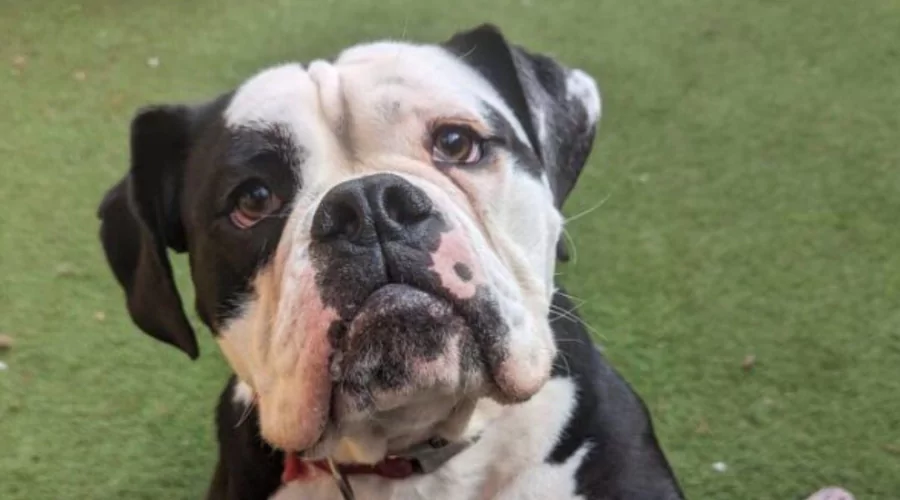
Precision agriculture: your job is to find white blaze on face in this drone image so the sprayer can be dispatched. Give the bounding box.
[213,41,577,452]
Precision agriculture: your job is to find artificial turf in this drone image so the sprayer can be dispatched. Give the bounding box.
[1,0,898,498]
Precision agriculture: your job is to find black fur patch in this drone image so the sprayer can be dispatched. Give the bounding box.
[207,377,283,499]
[547,290,684,498]
[183,120,303,328]
[453,262,473,282]
[443,24,598,209]
[97,93,237,357]
[483,104,544,178]
[443,25,543,160]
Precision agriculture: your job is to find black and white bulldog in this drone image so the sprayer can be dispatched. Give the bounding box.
[97,24,684,500]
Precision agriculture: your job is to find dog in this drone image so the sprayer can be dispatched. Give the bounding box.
[97,24,684,500]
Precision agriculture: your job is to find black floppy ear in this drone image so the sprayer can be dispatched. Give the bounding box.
[442,24,602,261]
[97,105,198,359]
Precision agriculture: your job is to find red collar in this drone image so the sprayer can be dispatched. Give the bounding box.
[281,436,479,494]
[282,454,421,484]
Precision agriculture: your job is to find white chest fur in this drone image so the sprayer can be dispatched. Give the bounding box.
[269,378,587,500]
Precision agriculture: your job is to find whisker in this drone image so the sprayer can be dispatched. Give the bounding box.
[561,227,578,266]
[234,394,258,429]
[550,311,589,330]
[553,337,591,346]
[564,193,611,224]
[553,290,587,308]
[549,303,581,319]
[400,15,410,41]
[549,304,603,339]
[549,307,585,326]
[456,44,479,62]
[258,236,271,258]
[552,352,571,375]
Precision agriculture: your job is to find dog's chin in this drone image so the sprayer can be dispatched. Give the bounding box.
[259,281,554,459]
[291,284,485,460]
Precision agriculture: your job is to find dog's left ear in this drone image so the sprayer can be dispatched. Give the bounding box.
[442,24,601,261]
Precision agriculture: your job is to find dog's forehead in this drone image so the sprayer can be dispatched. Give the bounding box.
[223,42,531,147]
[336,43,504,113]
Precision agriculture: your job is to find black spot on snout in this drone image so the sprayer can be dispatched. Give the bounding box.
[453,262,473,282]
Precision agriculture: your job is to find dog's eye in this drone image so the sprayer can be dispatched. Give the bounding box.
[230,181,282,229]
[431,125,484,165]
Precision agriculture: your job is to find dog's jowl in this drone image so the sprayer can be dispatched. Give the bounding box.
[98,24,683,500]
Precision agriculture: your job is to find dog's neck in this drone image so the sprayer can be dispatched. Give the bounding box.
[232,378,502,465]
[285,436,480,500]
[323,395,501,464]
[263,378,583,500]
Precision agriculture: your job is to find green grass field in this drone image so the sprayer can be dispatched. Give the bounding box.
[2,0,899,498]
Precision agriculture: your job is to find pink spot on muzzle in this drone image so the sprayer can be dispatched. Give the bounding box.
[430,228,484,300]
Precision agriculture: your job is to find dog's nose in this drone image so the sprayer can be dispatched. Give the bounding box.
[311,173,436,245]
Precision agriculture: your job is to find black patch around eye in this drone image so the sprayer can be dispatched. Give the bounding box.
[453,262,473,282]
[483,104,543,178]
[228,124,302,169]
[442,27,542,160]
[257,124,304,171]
[203,208,293,328]
[183,120,304,331]
[225,125,304,200]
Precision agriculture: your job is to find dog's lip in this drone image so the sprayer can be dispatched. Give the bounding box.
[340,283,448,335]
[274,286,451,456]
[357,283,423,306]
[327,283,470,417]
[332,283,451,367]
[354,283,434,309]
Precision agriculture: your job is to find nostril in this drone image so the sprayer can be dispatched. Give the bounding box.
[311,187,370,243]
[331,202,364,240]
[382,183,433,227]
[310,208,335,240]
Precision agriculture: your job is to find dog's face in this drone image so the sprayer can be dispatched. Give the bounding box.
[99,25,599,459]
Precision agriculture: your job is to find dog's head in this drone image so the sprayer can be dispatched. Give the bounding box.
[98,25,600,459]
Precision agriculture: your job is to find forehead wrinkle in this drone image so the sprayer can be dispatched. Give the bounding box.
[336,87,357,162]
[308,59,354,163]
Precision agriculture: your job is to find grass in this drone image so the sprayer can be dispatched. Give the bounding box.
[1,0,899,498]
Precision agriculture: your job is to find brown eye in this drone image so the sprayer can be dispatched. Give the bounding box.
[431,125,484,165]
[230,181,282,229]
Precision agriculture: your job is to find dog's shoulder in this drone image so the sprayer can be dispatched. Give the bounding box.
[546,288,684,499]
[208,377,284,500]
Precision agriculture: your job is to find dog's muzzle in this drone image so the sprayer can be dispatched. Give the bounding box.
[302,173,501,449]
